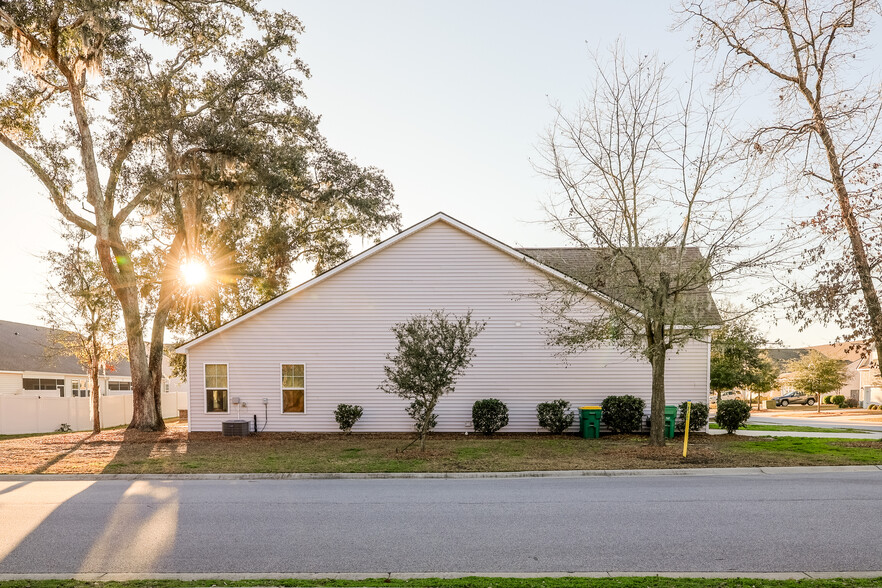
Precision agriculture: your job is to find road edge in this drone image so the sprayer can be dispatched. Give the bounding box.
[2,464,881,481]
[1,571,882,581]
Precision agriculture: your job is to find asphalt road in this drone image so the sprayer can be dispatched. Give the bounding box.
[2,472,882,575]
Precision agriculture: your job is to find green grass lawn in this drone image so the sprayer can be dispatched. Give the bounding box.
[723,436,882,464]
[2,577,882,588]
[709,423,872,434]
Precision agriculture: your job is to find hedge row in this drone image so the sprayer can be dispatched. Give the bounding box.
[333,397,712,435]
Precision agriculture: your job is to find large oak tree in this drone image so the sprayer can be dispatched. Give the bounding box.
[0,1,399,429]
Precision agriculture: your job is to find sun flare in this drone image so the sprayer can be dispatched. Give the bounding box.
[180,260,208,286]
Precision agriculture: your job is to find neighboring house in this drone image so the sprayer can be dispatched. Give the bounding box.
[857,346,882,407]
[0,319,183,397]
[177,213,719,433]
[766,343,864,403]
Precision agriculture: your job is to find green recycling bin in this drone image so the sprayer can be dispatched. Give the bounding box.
[664,405,678,439]
[580,406,602,439]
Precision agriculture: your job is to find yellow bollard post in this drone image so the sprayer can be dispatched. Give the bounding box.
[682,401,692,458]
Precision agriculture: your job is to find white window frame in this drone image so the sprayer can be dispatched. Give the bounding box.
[279,362,306,415]
[204,362,230,414]
[71,379,89,398]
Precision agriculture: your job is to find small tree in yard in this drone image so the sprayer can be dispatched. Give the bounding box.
[711,318,780,408]
[42,230,123,434]
[787,351,847,413]
[379,311,486,450]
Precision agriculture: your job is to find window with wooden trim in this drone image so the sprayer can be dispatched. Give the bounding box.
[205,364,228,413]
[281,364,305,413]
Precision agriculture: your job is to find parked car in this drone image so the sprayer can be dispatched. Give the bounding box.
[773,391,816,407]
[711,391,741,404]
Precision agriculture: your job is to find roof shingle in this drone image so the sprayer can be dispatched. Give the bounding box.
[516,247,722,326]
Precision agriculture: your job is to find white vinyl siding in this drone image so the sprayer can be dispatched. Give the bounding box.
[187,219,711,432]
[0,373,21,395]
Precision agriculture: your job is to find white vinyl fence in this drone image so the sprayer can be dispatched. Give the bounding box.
[0,392,188,435]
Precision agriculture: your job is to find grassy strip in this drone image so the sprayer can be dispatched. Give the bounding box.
[725,437,882,464]
[2,578,882,588]
[709,423,872,434]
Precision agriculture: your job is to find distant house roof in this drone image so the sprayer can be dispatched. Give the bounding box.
[0,320,131,376]
[766,341,867,372]
[517,247,722,326]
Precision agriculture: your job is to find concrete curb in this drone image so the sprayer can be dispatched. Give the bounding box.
[2,464,881,481]
[1,571,882,581]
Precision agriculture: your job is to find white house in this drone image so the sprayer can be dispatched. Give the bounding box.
[857,345,882,407]
[177,213,718,433]
[0,320,141,397]
[0,319,189,435]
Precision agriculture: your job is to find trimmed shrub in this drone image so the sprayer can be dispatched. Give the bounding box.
[676,401,709,432]
[334,404,363,433]
[831,395,846,406]
[536,399,575,434]
[869,404,879,410]
[823,395,833,404]
[715,399,751,434]
[472,398,509,435]
[600,395,645,434]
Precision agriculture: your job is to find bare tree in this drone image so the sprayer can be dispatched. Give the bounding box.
[680,0,882,379]
[535,47,784,446]
[42,230,123,434]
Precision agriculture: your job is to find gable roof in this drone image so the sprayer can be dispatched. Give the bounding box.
[518,247,722,326]
[176,212,720,352]
[0,319,132,376]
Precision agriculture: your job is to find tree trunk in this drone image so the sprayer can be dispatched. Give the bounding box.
[647,274,669,447]
[810,108,882,383]
[90,359,101,434]
[146,230,187,428]
[94,234,161,431]
[648,345,667,447]
[418,398,439,451]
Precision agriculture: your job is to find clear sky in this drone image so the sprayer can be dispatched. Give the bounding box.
[0,0,865,346]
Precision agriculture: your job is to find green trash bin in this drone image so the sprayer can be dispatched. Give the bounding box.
[580,406,602,439]
[664,405,678,439]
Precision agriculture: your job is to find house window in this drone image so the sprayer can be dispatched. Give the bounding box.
[23,378,65,395]
[281,364,305,413]
[71,379,90,397]
[205,364,228,413]
[108,380,132,392]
